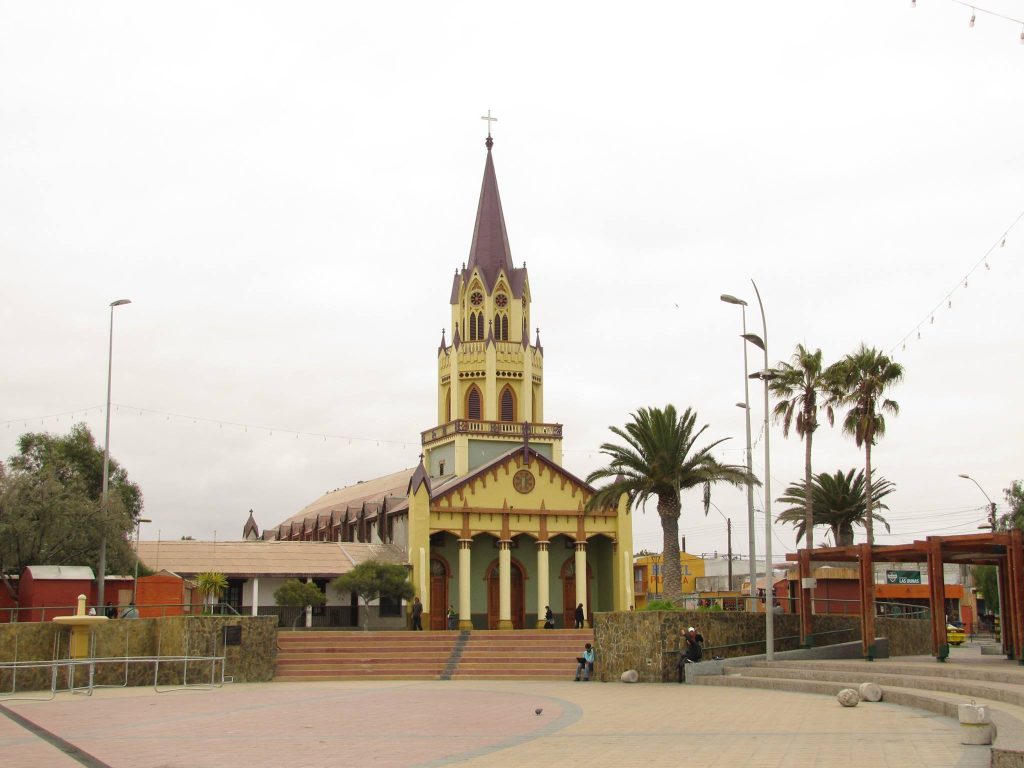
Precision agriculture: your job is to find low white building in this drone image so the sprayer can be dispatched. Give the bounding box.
[135,539,408,629]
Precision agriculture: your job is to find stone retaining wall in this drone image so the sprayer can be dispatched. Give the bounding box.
[0,616,277,693]
[593,611,931,682]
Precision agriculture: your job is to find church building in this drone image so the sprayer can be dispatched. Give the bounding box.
[256,132,635,629]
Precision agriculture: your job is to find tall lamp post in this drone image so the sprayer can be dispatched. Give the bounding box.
[132,517,152,604]
[97,298,132,609]
[959,473,1001,641]
[741,280,776,660]
[720,294,757,612]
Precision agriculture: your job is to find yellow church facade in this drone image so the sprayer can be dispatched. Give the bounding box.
[263,133,634,630]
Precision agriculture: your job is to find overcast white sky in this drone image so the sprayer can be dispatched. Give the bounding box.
[2,1,1021,562]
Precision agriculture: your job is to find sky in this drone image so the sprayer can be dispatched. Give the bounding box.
[2,1,1022,563]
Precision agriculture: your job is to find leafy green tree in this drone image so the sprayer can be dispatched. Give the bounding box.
[333,561,414,630]
[776,468,894,546]
[972,565,999,616]
[0,424,142,600]
[274,579,328,629]
[769,344,836,550]
[585,405,755,602]
[829,345,903,545]
[195,572,228,611]
[997,480,1024,532]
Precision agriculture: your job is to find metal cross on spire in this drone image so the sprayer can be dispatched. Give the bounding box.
[481,109,497,149]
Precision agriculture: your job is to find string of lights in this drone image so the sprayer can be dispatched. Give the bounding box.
[913,0,1024,43]
[891,205,1023,354]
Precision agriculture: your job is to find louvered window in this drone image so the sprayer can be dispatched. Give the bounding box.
[500,387,515,422]
[467,387,482,420]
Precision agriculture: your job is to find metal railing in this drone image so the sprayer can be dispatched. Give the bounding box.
[0,617,229,702]
[0,601,241,624]
[641,594,931,620]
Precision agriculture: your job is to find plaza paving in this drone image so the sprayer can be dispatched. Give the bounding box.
[0,678,988,768]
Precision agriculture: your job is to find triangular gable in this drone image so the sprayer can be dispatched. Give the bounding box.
[429,445,601,511]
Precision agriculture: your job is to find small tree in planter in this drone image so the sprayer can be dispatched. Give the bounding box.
[332,561,414,631]
[195,572,228,614]
[274,579,327,629]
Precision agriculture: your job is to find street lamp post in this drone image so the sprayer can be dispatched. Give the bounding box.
[97,298,131,610]
[720,294,757,612]
[132,517,152,604]
[741,280,775,660]
[959,473,1001,641]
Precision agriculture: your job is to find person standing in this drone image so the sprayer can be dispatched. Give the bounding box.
[411,597,423,631]
[676,626,704,683]
[574,603,585,629]
[447,604,456,630]
[544,605,554,629]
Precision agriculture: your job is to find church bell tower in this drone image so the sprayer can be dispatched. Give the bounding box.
[422,134,563,478]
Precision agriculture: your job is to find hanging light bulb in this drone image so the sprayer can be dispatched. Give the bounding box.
[985,262,990,270]
[948,299,952,308]
[964,279,969,288]
[917,331,921,339]
[969,9,976,27]
[1001,238,1006,247]
[902,343,906,351]
[930,316,934,324]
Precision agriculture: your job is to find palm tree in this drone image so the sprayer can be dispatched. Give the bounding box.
[829,345,904,545]
[195,571,228,613]
[586,405,755,602]
[777,468,894,546]
[768,344,836,550]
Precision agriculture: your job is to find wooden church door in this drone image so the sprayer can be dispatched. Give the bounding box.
[561,556,592,627]
[429,556,448,630]
[486,560,525,629]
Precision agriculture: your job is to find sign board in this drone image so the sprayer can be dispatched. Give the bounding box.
[885,570,922,585]
[223,625,242,646]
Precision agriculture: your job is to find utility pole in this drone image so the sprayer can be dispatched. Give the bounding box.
[727,518,733,589]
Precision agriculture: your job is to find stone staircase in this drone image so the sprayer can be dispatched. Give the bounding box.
[693,647,1024,763]
[274,629,593,682]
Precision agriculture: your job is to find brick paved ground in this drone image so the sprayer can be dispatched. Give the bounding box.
[0,680,989,768]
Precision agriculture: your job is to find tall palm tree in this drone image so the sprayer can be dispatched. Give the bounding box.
[768,344,836,550]
[777,468,894,547]
[586,405,755,602]
[829,345,904,545]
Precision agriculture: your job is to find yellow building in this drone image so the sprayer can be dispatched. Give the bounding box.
[632,552,706,608]
[261,133,635,629]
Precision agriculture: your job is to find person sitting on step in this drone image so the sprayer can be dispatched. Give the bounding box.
[574,642,595,681]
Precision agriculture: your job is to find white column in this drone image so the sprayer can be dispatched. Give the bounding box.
[458,539,473,630]
[304,576,313,628]
[536,541,549,628]
[575,542,588,628]
[251,577,259,617]
[498,541,512,630]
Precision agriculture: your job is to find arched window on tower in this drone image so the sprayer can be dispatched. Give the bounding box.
[476,313,485,340]
[494,313,501,339]
[501,314,508,341]
[445,389,451,422]
[468,313,477,341]
[500,386,515,422]
[467,386,482,420]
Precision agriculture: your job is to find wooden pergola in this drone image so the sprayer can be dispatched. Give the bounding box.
[785,529,1024,662]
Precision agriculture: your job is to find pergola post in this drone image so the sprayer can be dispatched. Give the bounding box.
[857,543,876,660]
[926,537,947,662]
[798,548,813,648]
[999,555,1012,657]
[1009,529,1024,664]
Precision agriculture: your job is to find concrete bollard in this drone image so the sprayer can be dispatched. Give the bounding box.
[957,703,993,745]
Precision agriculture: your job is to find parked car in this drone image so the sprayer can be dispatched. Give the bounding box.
[946,624,966,646]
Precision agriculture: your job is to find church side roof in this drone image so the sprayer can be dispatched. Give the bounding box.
[273,467,415,530]
[136,540,406,579]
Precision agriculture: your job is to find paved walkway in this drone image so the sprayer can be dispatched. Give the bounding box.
[0,679,988,768]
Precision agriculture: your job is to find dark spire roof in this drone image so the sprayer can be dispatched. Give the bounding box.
[466,140,515,291]
[408,454,431,496]
[242,510,259,540]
